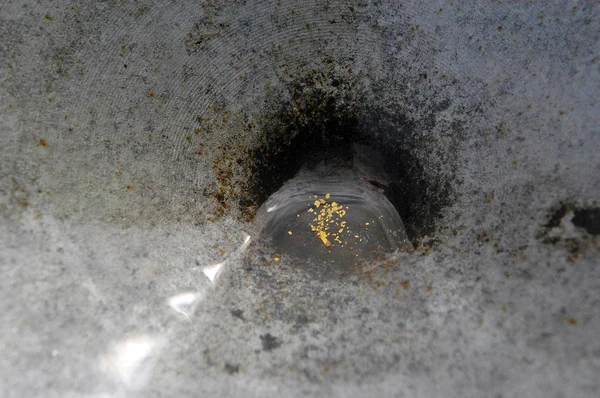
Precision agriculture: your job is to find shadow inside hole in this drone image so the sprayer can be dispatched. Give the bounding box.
[245,70,453,247]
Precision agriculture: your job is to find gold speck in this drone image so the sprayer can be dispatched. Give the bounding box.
[318,230,331,246]
[308,195,347,247]
[288,231,293,235]
[325,193,330,199]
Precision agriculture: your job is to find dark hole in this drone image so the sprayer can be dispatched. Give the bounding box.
[545,203,569,229]
[572,208,600,235]
[245,70,453,245]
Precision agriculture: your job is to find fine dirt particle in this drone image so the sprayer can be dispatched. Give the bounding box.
[231,309,245,320]
[260,333,282,351]
[224,363,240,374]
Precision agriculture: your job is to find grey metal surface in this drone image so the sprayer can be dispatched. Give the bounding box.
[1,1,599,397]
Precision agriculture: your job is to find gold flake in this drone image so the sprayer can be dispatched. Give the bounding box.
[306,195,349,248]
[318,230,331,246]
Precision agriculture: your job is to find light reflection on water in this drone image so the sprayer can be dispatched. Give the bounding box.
[202,233,251,283]
[167,291,203,318]
[99,335,165,391]
[97,233,252,393]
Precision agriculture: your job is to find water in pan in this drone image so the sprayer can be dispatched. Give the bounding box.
[255,164,410,266]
